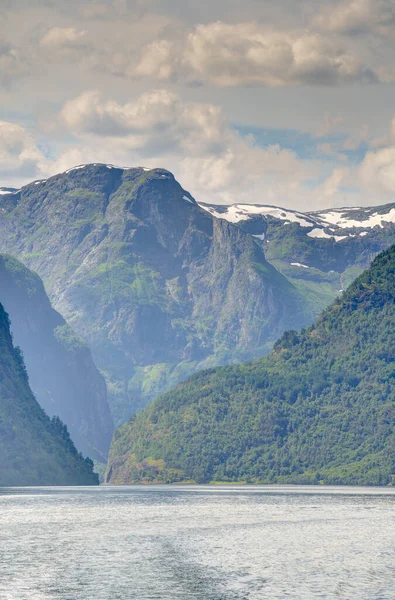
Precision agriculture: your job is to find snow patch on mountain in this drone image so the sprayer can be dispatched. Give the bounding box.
[199,203,314,227]
[291,262,309,268]
[65,165,87,174]
[313,208,395,229]
[307,229,348,242]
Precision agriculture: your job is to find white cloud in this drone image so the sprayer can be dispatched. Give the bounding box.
[135,21,382,87]
[2,4,394,91]
[359,147,395,195]
[314,0,395,37]
[355,111,395,197]
[0,122,47,183]
[60,88,234,158]
[40,27,88,50]
[134,39,177,81]
[54,88,320,206]
[60,89,183,140]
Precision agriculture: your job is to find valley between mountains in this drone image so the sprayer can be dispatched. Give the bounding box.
[0,163,394,485]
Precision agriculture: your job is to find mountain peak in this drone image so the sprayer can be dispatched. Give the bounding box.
[0,164,307,424]
[60,163,175,179]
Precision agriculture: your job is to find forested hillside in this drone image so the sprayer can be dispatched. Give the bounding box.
[106,246,395,486]
[0,304,98,486]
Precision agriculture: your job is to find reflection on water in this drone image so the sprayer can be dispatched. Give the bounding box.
[1,485,395,599]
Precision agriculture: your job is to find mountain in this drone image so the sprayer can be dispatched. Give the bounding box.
[0,165,309,424]
[105,246,395,486]
[0,255,113,461]
[200,201,395,318]
[0,302,98,486]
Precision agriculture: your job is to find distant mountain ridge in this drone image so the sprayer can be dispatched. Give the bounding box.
[199,200,395,320]
[0,255,113,461]
[106,245,395,486]
[0,164,309,424]
[200,201,395,239]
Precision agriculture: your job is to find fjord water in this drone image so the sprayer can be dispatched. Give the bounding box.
[1,486,395,600]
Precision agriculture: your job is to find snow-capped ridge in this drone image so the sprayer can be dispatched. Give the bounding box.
[312,207,395,229]
[199,200,395,243]
[199,202,315,228]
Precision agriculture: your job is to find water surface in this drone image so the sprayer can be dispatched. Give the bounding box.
[1,485,395,599]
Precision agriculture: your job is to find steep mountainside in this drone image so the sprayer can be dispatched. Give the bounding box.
[0,165,308,424]
[200,202,395,318]
[0,303,98,485]
[0,255,113,460]
[106,246,395,486]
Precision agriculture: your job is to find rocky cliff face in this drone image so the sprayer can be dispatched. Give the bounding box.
[0,303,98,486]
[200,202,395,318]
[0,165,308,424]
[0,255,113,460]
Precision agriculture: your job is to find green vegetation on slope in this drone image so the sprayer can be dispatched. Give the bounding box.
[0,304,98,486]
[106,246,395,486]
[0,254,113,461]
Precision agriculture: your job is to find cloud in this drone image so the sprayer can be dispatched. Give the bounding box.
[60,89,186,151]
[0,122,47,183]
[134,39,178,80]
[56,88,318,205]
[40,27,88,49]
[0,45,28,85]
[359,147,395,195]
[356,112,395,197]
[2,5,394,90]
[134,21,382,87]
[314,0,395,37]
[60,89,228,155]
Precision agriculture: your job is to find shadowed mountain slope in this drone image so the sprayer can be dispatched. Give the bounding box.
[0,255,113,461]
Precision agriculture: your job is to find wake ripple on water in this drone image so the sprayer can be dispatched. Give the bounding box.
[0,485,395,600]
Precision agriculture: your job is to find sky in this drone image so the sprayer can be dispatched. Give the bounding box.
[2,0,395,209]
